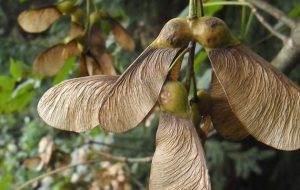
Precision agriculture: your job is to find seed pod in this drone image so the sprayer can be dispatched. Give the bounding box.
[191,16,238,49]
[190,90,212,127]
[89,11,102,26]
[71,8,84,25]
[159,81,190,117]
[152,18,192,48]
[56,1,76,15]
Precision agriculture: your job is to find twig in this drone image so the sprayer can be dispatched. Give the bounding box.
[15,160,97,190]
[185,42,196,93]
[87,140,152,154]
[168,47,190,72]
[97,151,152,163]
[16,152,152,190]
[207,129,217,138]
[132,177,147,190]
[251,8,288,42]
[199,0,204,16]
[245,0,296,28]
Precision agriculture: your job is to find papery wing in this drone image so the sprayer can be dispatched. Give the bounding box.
[98,47,181,132]
[209,44,300,150]
[37,75,118,132]
[210,72,249,140]
[149,113,211,190]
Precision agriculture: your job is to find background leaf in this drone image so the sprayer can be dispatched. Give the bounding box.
[53,56,77,85]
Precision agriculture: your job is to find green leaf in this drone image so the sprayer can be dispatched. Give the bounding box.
[6,79,35,112]
[204,0,224,16]
[0,173,12,190]
[9,58,29,81]
[0,76,15,91]
[101,20,112,34]
[0,92,11,107]
[289,6,300,18]
[0,76,15,108]
[194,51,207,74]
[88,126,103,137]
[53,56,77,85]
[178,0,224,17]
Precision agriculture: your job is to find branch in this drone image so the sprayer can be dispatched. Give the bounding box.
[246,0,300,74]
[246,0,296,28]
[87,140,152,154]
[272,22,300,74]
[15,160,96,190]
[97,151,152,163]
[16,152,152,190]
[251,8,288,42]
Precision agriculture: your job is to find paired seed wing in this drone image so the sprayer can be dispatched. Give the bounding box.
[38,46,181,133]
[98,47,181,132]
[209,44,300,150]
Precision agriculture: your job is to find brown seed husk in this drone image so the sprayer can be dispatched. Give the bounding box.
[85,53,115,76]
[88,26,106,51]
[86,26,116,76]
[66,22,84,42]
[37,75,118,132]
[210,72,249,140]
[110,19,135,52]
[209,44,300,150]
[18,7,62,33]
[33,40,80,76]
[149,112,211,190]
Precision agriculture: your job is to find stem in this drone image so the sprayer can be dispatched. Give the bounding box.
[87,140,152,154]
[203,0,295,30]
[241,5,247,39]
[252,8,288,42]
[92,0,97,11]
[203,1,288,42]
[187,0,204,140]
[168,48,189,72]
[97,152,152,163]
[199,0,204,16]
[86,0,91,29]
[15,153,152,190]
[15,160,96,190]
[186,0,201,94]
[204,1,251,7]
[245,0,296,28]
[244,11,254,39]
[185,42,196,95]
[189,0,197,18]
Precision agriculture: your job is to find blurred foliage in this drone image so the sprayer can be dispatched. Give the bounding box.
[0,0,300,190]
